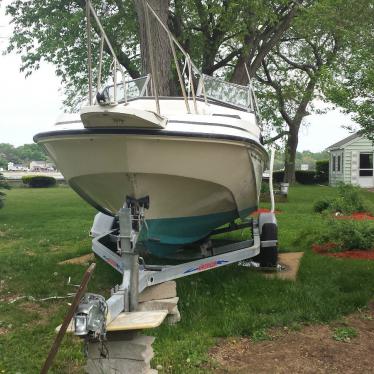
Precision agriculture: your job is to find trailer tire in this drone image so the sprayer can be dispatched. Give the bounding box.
[254,223,278,267]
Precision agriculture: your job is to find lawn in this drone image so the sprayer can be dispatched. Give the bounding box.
[1,186,374,373]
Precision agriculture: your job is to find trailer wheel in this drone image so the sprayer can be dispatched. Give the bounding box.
[254,222,278,267]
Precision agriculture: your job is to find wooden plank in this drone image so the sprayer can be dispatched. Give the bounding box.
[107,310,168,331]
[57,310,168,333]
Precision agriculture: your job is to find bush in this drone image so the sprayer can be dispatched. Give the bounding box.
[315,160,329,184]
[318,219,374,251]
[298,218,374,252]
[261,181,270,193]
[313,198,332,213]
[22,175,56,188]
[295,170,316,184]
[314,183,370,214]
[271,170,317,184]
[0,173,10,208]
[331,184,366,214]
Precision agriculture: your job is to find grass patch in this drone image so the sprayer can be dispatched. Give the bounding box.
[332,326,359,342]
[0,186,374,372]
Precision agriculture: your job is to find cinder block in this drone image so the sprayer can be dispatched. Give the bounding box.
[138,281,176,302]
[87,340,154,361]
[168,305,179,315]
[86,357,151,374]
[137,297,179,313]
[166,306,181,325]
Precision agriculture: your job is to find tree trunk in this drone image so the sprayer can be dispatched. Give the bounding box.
[283,125,300,183]
[134,0,174,96]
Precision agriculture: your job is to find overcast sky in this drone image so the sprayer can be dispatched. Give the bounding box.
[0,1,357,152]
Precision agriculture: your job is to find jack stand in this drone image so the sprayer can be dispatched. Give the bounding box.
[103,196,149,324]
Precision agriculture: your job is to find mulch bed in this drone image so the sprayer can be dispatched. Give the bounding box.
[334,212,374,221]
[251,208,281,215]
[312,243,374,260]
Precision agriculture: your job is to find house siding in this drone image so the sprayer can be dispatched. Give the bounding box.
[346,137,373,185]
[329,135,374,187]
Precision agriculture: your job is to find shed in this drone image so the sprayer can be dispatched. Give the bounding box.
[326,133,374,188]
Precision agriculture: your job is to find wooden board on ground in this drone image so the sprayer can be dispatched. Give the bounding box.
[57,310,168,333]
[59,253,94,265]
[266,252,304,281]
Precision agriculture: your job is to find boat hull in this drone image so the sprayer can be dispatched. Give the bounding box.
[36,129,266,255]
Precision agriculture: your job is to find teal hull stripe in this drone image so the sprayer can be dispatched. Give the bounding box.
[143,206,257,257]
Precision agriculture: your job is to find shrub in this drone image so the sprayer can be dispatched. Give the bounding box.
[331,184,366,214]
[314,183,370,214]
[272,170,317,184]
[261,182,270,193]
[317,219,374,251]
[315,160,329,184]
[0,173,10,208]
[295,170,316,184]
[313,198,332,213]
[299,218,374,252]
[22,175,56,188]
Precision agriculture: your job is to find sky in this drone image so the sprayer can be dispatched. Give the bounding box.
[0,1,357,152]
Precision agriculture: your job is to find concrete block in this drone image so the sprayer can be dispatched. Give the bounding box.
[137,297,179,313]
[86,358,151,374]
[87,341,154,361]
[168,305,179,315]
[166,306,181,325]
[139,281,176,302]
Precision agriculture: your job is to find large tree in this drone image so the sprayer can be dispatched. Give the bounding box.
[324,32,374,142]
[5,0,312,105]
[255,0,374,182]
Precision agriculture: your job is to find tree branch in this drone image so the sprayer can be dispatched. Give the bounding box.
[258,60,293,125]
[264,131,290,144]
[205,49,240,74]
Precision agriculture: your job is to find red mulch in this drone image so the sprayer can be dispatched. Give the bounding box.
[252,208,281,215]
[312,242,374,260]
[328,251,374,259]
[335,212,374,221]
[312,242,339,253]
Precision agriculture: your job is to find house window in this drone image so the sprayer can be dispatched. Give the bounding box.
[332,155,336,172]
[359,153,373,177]
[337,155,341,172]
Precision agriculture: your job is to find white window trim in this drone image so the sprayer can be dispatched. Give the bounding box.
[331,151,343,175]
[359,152,374,177]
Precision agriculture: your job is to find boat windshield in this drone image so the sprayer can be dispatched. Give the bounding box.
[198,75,253,111]
[101,75,150,103]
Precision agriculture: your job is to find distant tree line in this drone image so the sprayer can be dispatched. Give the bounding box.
[0,143,48,169]
[273,150,328,171]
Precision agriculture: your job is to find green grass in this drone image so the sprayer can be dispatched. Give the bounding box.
[0,186,374,373]
[332,326,359,342]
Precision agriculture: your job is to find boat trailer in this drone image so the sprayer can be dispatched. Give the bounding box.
[71,197,278,340]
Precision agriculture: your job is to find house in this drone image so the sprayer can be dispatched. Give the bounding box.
[326,133,374,188]
[7,162,28,171]
[29,161,55,172]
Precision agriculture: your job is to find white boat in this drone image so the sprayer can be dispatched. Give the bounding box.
[34,5,268,258]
